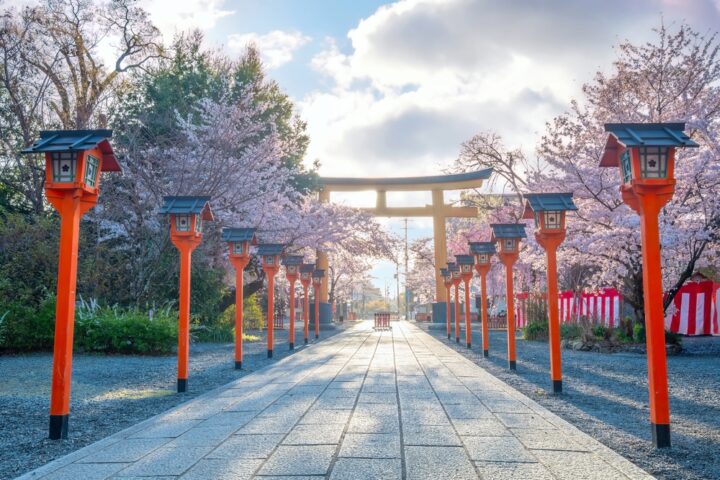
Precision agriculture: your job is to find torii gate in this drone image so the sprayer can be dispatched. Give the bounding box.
[316,169,492,323]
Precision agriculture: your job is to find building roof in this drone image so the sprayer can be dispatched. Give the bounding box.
[257,243,284,256]
[319,169,493,192]
[300,264,316,274]
[469,242,496,254]
[281,255,304,266]
[455,254,475,265]
[22,129,121,171]
[160,196,213,220]
[221,227,257,243]
[600,122,698,167]
[522,192,577,219]
[490,223,527,239]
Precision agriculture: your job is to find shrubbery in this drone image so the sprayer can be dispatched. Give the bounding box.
[523,320,548,340]
[0,295,56,351]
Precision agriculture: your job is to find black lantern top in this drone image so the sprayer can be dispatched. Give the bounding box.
[160,196,214,219]
[522,193,577,230]
[312,269,325,281]
[468,242,496,255]
[455,254,474,266]
[300,264,316,275]
[490,223,526,240]
[222,227,257,243]
[601,123,697,166]
[282,255,304,266]
[22,129,121,171]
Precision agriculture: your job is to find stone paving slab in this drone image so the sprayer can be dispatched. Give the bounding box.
[19,321,653,480]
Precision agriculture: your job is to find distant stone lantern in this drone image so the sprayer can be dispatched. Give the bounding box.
[299,264,315,344]
[439,267,453,339]
[448,262,462,344]
[469,241,496,358]
[282,255,304,350]
[522,193,577,394]
[312,269,325,339]
[600,122,698,448]
[258,244,284,358]
[455,255,475,349]
[222,227,257,369]
[490,223,526,371]
[22,129,121,440]
[160,196,214,392]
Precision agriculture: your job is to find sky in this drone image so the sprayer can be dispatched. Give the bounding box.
[136,0,720,294]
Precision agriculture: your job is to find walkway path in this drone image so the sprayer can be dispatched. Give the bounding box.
[20,321,652,479]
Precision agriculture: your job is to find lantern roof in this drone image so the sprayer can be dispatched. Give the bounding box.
[22,129,121,172]
[221,227,257,244]
[447,262,459,272]
[257,243,284,256]
[469,241,496,254]
[160,196,214,220]
[600,122,698,167]
[300,263,316,274]
[455,254,475,265]
[282,255,304,266]
[522,192,577,219]
[439,267,449,276]
[490,223,527,239]
[312,269,325,278]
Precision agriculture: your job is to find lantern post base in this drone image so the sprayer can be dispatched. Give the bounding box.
[552,380,562,394]
[289,342,294,350]
[49,414,69,440]
[177,379,187,393]
[304,338,308,345]
[483,349,489,358]
[267,349,273,358]
[509,360,516,371]
[651,423,671,448]
[467,342,471,349]
[235,361,242,370]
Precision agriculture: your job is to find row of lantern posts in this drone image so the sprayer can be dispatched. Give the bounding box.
[20,129,329,440]
[24,121,698,449]
[437,122,699,449]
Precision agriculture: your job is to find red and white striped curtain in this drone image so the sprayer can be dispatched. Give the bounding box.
[665,281,720,336]
[515,288,622,327]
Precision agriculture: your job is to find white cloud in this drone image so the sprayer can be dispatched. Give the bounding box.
[228,30,311,69]
[144,0,234,39]
[300,0,720,186]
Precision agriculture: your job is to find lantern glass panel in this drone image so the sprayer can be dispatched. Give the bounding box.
[503,239,515,251]
[543,211,562,230]
[233,242,246,254]
[194,214,202,233]
[462,264,471,273]
[620,150,632,184]
[84,154,99,187]
[478,253,488,264]
[288,265,297,274]
[302,272,310,280]
[175,214,191,232]
[266,255,275,265]
[51,152,76,183]
[639,146,669,179]
[533,212,540,228]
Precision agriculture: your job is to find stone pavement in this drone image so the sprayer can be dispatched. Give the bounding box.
[19,321,653,480]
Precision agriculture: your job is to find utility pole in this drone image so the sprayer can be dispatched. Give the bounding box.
[395,262,400,318]
[403,218,409,320]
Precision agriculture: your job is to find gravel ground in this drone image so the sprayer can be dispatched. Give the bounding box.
[423,323,720,480]
[0,325,346,480]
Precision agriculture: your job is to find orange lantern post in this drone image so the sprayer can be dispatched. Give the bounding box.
[456,255,475,348]
[522,193,577,393]
[312,269,325,339]
[299,264,314,344]
[259,244,284,358]
[161,196,214,392]
[448,262,461,343]
[600,122,698,448]
[490,223,526,370]
[222,228,257,369]
[440,267,453,339]
[469,242,496,358]
[22,130,121,439]
[282,255,303,350]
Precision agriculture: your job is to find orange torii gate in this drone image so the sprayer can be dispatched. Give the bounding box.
[317,169,492,323]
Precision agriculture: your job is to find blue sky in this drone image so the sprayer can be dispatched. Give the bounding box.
[140,0,720,294]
